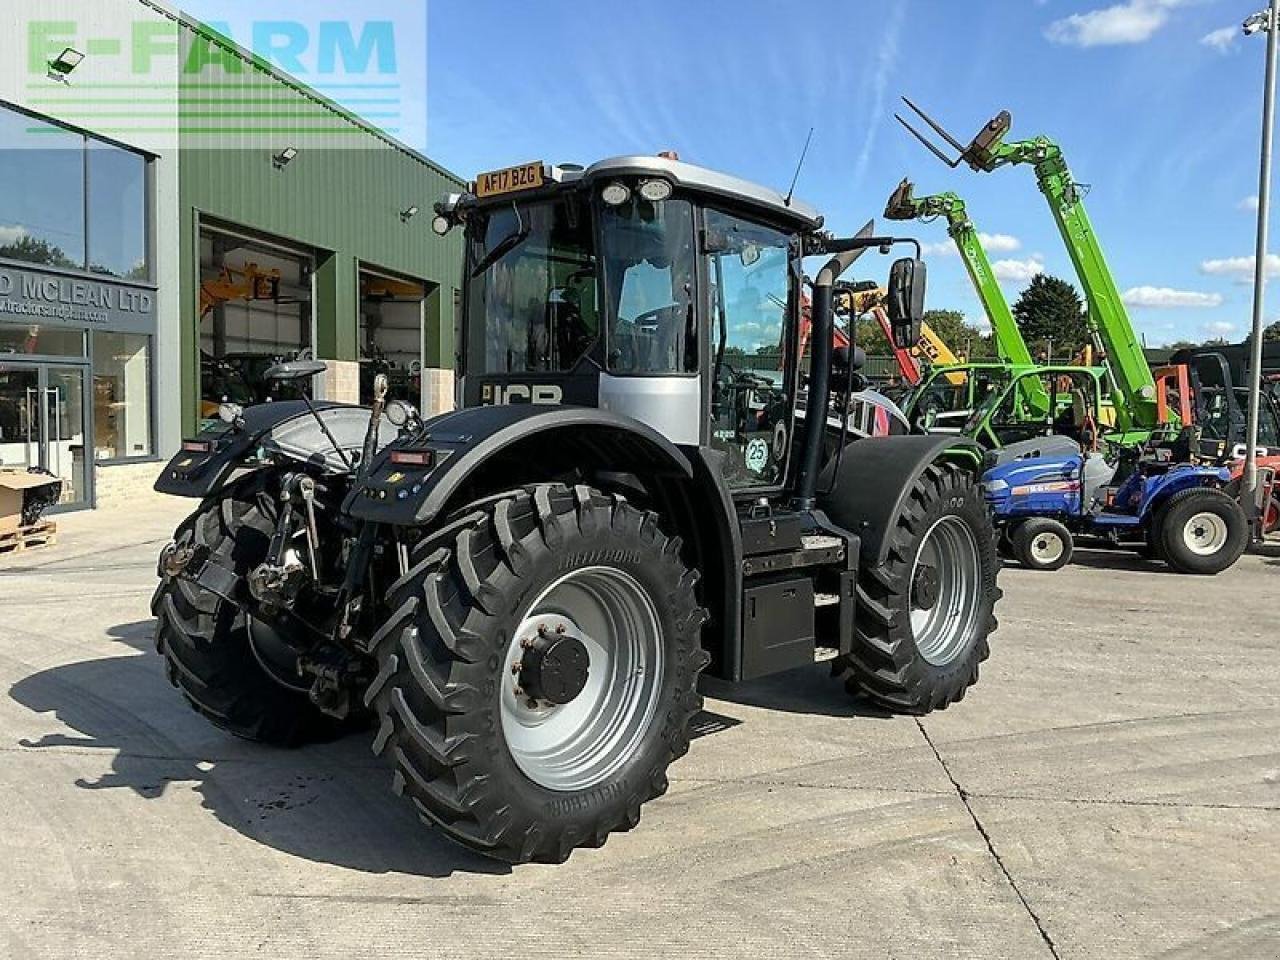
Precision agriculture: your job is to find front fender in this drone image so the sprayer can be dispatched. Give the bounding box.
[817,434,984,567]
[344,404,694,526]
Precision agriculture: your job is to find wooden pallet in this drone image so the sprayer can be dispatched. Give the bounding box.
[0,520,57,557]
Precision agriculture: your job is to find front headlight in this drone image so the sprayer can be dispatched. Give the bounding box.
[217,402,244,425]
[982,479,1009,494]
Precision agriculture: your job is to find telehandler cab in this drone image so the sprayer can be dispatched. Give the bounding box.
[151,155,1001,863]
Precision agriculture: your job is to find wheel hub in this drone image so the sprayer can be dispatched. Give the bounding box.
[912,564,941,610]
[518,625,590,705]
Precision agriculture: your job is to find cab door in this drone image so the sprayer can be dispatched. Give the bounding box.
[702,209,795,491]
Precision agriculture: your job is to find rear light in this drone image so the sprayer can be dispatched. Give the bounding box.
[182,440,212,453]
[389,449,433,467]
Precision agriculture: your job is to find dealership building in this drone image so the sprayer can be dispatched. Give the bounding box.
[0,0,464,511]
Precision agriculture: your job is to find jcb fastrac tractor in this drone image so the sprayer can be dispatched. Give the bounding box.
[152,155,1001,863]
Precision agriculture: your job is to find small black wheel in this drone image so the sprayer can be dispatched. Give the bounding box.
[365,484,708,863]
[837,461,1001,715]
[152,479,352,746]
[1011,517,1073,571]
[1155,488,1248,575]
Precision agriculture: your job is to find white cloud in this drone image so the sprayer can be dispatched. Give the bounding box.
[0,224,27,246]
[1121,286,1224,308]
[1239,195,1260,212]
[992,257,1046,283]
[1203,319,1238,337]
[1200,253,1280,281]
[1045,0,1184,48]
[1201,26,1238,52]
[979,232,1021,253]
[921,232,1021,258]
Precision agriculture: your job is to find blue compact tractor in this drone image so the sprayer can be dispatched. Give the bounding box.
[982,437,1249,575]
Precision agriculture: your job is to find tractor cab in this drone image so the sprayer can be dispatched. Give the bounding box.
[440,155,920,499]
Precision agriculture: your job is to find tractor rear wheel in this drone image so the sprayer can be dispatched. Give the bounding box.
[1156,488,1248,575]
[837,462,1000,714]
[152,481,351,746]
[1011,517,1074,571]
[365,484,708,863]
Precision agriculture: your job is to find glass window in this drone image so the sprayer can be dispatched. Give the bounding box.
[705,210,793,488]
[88,141,148,280]
[465,200,598,375]
[0,321,85,357]
[0,107,85,270]
[92,331,151,460]
[602,197,695,374]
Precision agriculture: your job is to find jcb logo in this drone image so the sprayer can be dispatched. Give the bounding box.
[481,384,563,406]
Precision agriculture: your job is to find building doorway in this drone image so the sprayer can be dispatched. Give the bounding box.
[359,268,426,406]
[0,361,92,510]
[199,225,314,421]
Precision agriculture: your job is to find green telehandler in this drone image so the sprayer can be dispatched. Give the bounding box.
[893,101,1169,455]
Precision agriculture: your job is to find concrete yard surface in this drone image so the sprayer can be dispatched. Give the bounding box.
[1,501,1277,959]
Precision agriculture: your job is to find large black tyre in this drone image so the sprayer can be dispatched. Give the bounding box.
[1155,488,1249,575]
[838,462,1000,714]
[1011,517,1074,571]
[151,482,351,746]
[365,484,708,863]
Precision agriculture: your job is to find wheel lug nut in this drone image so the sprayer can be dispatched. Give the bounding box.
[513,687,524,697]
[555,624,566,634]
[511,662,522,675]
[526,698,539,709]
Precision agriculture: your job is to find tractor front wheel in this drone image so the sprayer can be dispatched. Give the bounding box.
[1011,517,1074,571]
[1156,488,1248,575]
[365,484,708,864]
[837,462,1000,714]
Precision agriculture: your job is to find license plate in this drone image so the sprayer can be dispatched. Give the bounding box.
[474,161,544,198]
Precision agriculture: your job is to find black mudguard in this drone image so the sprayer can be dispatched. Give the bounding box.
[344,404,694,526]
[817,434,984,567]
[154,400,348,499]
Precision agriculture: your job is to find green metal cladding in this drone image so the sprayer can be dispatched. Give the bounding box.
[172,14,465,432]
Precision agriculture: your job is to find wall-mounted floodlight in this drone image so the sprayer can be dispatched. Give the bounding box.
[47,47,85,83]
[400,205,420,223]
[272,147,298,170]
[1244,10,1273,34]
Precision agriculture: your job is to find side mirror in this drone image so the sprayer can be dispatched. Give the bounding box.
[887,257,926,350]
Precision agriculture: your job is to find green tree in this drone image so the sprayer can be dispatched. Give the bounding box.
[922,308,995,360]
[1011,273,1090,359]
[0,235,77,270]
[1263,320,1280,341]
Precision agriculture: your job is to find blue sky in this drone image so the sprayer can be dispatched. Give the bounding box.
[178,0,1277,347]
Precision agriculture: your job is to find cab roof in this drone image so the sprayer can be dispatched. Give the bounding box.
[563,155,824,231]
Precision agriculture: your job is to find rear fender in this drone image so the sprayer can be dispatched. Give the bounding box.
[344,404,694,526]
[817,434,984,566]
[1139,465,1232,520]
[154,400,349,499]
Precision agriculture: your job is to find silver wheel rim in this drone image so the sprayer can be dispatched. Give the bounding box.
[1030,531,1066,565]
[1183,511,1229,556]
[910,515,983,667]
[501,566,664,792]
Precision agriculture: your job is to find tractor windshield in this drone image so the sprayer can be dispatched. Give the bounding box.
[464,198,600,374]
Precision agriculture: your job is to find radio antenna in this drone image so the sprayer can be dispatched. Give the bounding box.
[784,126,814,206]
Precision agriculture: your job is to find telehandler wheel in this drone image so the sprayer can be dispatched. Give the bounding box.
[152,482,351,746]
[1155,488,1248,575]
[365,484,709,864]
[1011,517,1073,571]
[838,462,999,714]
